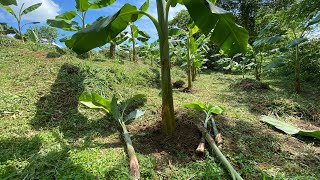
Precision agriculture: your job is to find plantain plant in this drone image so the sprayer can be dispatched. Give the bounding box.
[0,0,41,42]
[47,0,116,31]
[109,32,129,59]
[79,92,145,180]
[184,102,243,180]
[62,0,248,136]
[128,23,150,61]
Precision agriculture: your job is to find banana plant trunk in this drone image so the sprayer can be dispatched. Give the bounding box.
[187,36,192,89]
[294,46,301,94]
[157,0,175,136]
[109,42,116,59]
[192,66,196,81]
[122,125,140,180]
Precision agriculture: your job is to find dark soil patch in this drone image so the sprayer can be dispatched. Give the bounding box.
[231,78,269,91]
[172,80,185,89]
[131,109,203,169]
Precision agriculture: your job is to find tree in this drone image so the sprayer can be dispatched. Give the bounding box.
[63,0,249,136]
[128,23,150,61]
[0,0,41,42]
[47,0,116,31]
[26,26,58,43]
[109,32,128,59]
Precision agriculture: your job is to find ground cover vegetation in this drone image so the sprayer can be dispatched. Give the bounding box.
[0,0,319,179]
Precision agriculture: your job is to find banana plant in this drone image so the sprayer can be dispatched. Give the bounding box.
[252,20,283,81]
[0,0,42,42]
[140,40,159,65]
[109,32,129,59]
[62,0,248,136]
[79,92,145,180]
[184,102,243,180]
[128,23,150,61]
[170,25,208,90]
[47,0,116,31]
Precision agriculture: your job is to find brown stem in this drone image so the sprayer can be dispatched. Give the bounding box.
[196,133,205,154]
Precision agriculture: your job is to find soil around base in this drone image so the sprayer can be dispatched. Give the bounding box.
[231,78,270,91]
[131,109,203,169]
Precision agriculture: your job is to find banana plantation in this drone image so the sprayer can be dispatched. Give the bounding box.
[0,0,319,179]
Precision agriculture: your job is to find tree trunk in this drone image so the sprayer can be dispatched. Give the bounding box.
[157,0,175,136]
[109,42,116,59]
[192,66,196,81]
[187,37,192,89]
[132,38,136,61]
[254,56,260,81]
[123,127,140,180]
[294,46,301,94]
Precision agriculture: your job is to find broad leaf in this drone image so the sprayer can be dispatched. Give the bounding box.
[138,30,150,38]
[76,0,89,12]
[183,0,248,56]
[29,29,38,43]
[137,37,149,42]
[189,36,197,54]
[184,102,206,111]
[111,96,121,120]
[264,56,286,70]
[286,38,308,49]
[189,23,199,36]
[89,0,116,9]
[207,105,224,115]
[79,92,111,113]
[21,3,42,16]
[168,0,183,7]
[261,116,320,140]
[253,36,283,48]
[125,109,145,123]
[168,27,184,37]
[0,4,17,19]
[0,0,17,5]
[56,11,77,20]
[138,0,149,18]
[47,19,80,31]
[124,94,146,107]
[307,13,320,27]
[65,4,142,54]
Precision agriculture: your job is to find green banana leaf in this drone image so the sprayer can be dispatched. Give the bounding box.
[261,116,320,140]
[76,0,89,12]
[89,0,116,9]
[56,11,77,20]
[183,0,248,56]
[29,29,39,43]
[79,92,111,113]
[21,3,42,16]
[65,2,148,53]
[0,0,17,6]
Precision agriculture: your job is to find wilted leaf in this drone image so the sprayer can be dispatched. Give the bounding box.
[125,109,145,123]
[261,116,320,140]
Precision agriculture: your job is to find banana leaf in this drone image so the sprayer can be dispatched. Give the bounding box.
[261,116,320,140]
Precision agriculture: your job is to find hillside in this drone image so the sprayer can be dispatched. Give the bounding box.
[0,35,319,179]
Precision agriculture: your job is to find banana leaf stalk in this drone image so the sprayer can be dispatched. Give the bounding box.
[198,125,243,180]
[211,116,223,144]
[121,122,140,179]
[79,92,145,180]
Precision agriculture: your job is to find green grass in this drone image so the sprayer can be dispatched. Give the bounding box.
[0,35,319,179]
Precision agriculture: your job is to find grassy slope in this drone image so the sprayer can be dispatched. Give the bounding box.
[0,35,319,179]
